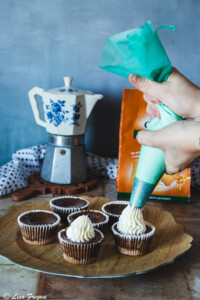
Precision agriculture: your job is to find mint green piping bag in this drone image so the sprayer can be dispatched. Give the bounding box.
[100,21,182,207]
[100,21,175,82]
[130,104,181,208]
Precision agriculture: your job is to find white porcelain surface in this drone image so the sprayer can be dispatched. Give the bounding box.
[28,77,103,136]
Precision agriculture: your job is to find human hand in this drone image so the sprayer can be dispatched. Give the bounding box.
[136,120,200,174]
[129,68,200,120]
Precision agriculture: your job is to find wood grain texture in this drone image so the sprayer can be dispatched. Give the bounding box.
[12,173,98,201]
[0,196,193,278]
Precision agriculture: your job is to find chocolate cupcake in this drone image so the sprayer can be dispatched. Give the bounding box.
[111,205,155,256]
[102,201,128,225]
[18,210,61,245]
[67,209,109,231]
[50,196,89,224]
[112,221,155,256]
[58,215,104,264]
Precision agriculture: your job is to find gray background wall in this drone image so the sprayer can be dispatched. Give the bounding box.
[0,0,200,166]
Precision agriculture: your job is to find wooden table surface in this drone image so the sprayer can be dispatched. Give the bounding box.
[0,179,199,300]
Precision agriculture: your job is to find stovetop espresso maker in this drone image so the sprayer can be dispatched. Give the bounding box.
[28,77,103,184]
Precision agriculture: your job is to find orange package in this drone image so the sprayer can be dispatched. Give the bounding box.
[117,89,191,203]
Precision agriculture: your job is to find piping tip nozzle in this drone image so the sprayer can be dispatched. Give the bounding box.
[129,177,156,208]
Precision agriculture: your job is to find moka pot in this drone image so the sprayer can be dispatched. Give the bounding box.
[28,77,103,184]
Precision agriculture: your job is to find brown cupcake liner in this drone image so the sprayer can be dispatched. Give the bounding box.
[101,201,128,226]
[58,228,104,264]
[67,209,109,232]
[112,221,155,256]
[18,210,61,246]
[50,196,89,224]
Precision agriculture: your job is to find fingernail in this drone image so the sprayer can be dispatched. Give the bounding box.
[136,131,142,143]
[143,94,148,102]
[129,73,139,84]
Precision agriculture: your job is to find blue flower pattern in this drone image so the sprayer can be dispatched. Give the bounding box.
[70,102,82,126]
[46,99,82,127]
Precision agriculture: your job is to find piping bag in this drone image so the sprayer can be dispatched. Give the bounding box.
[100,21,182,208]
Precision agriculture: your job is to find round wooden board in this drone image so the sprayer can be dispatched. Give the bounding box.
[0,196,193,278]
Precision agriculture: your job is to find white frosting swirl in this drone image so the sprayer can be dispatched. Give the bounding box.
[66,215,95,242]
[117,205,146,235]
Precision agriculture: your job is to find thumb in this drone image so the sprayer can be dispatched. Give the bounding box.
[129,73,167,100]
[136,130,162,148]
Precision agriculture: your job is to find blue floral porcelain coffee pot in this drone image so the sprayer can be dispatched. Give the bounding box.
[28,77,103,184]
[28,77,103,136]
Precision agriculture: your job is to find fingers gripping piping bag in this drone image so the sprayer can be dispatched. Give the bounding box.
[100,21,182,208]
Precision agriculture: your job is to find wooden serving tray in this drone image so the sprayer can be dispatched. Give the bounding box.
[0,197,193,278]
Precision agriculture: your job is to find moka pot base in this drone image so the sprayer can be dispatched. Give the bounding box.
[41,134,87,185]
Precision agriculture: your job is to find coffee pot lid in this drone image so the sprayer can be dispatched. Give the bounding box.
[45,77,93,95]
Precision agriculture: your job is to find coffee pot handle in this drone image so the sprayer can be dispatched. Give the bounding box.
[28,87,46,128]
